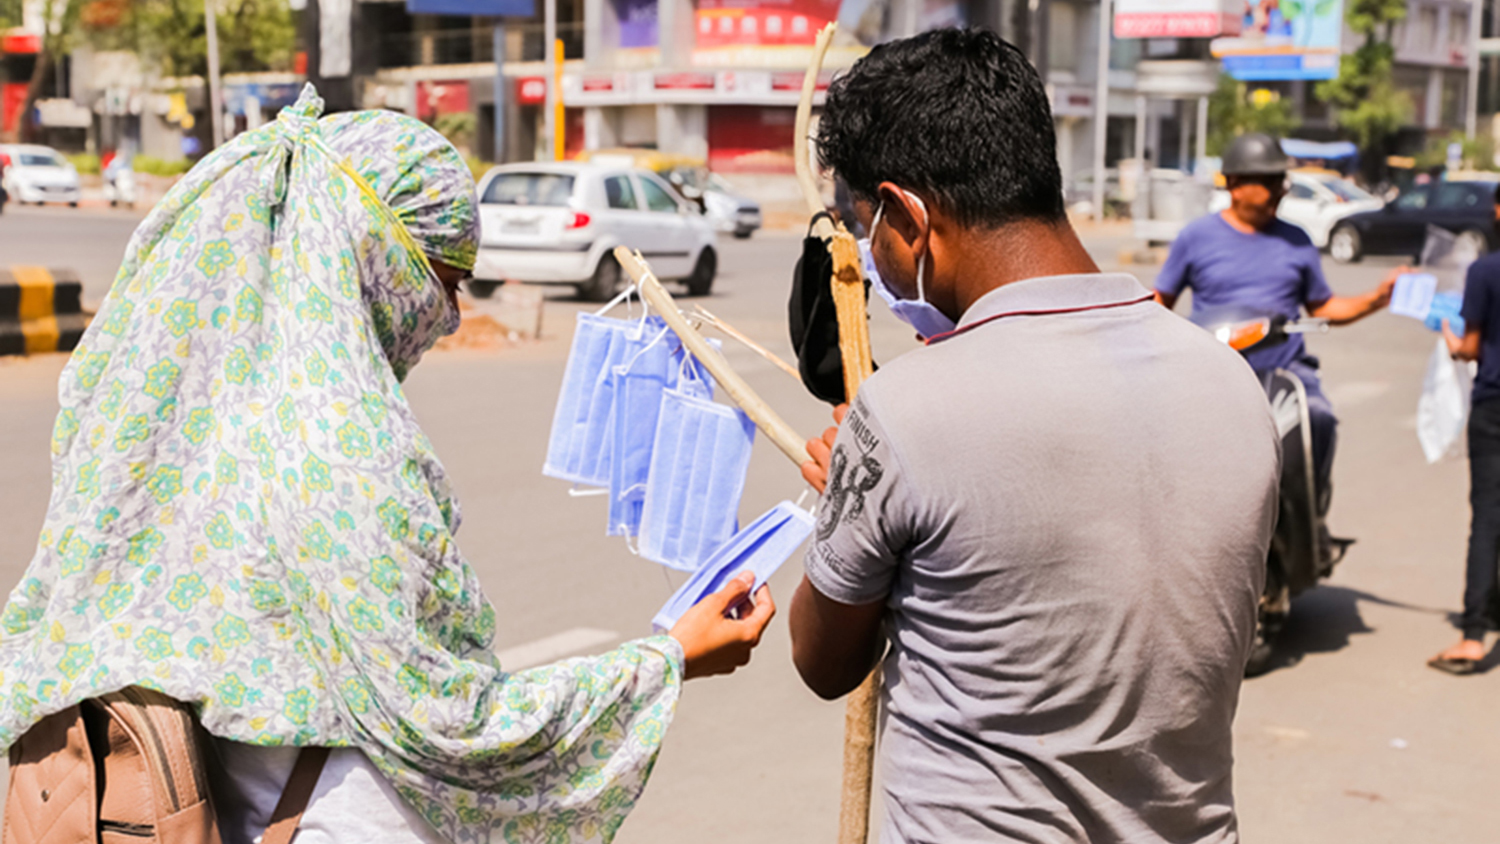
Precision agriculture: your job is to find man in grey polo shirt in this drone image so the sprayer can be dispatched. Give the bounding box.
[790,29,1281,843]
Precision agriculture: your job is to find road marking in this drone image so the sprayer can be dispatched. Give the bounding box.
[496,627,620,672]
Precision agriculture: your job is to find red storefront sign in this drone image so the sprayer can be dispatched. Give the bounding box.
[694,0,839,48]
[582,76,616,92]
[2,29,40,54]
[654,72,716,90]
[516,77,547,105]
[770,71,829,91]
[415,80,471,120]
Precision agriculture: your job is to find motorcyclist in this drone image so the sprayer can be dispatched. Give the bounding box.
[1154,132,1400,543]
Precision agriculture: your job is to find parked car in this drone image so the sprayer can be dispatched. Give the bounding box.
[581,148,762,238]
[1210,170,1383,249]
[698,172,761,239]
[0,144,81,207]
[1328,180,1498,264]
[472,162,718,301]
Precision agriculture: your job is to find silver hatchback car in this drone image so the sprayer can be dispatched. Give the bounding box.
[472,162,719,302]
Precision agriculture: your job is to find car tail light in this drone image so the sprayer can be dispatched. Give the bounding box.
[567,211,591,229]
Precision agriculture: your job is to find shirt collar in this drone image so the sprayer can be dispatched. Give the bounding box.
[927,273,1153,344]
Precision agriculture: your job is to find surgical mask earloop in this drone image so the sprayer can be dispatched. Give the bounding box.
[871,194,931,303]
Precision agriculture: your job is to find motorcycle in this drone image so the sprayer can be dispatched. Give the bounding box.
[103,158,137,209]
[1212,315,1354,676]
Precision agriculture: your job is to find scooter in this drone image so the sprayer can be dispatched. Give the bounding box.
[1212,315,1354,676]
[103,158,137,208]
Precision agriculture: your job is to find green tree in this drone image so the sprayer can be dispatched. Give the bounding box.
[1207,75,1301,156]
[84,0,295,78]
[17,0,87,142]
[1314,0,1411,169]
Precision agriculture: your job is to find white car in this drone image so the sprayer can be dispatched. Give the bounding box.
[472,162,718,302]
[1209,171,1382,248]
[0,144,81,206]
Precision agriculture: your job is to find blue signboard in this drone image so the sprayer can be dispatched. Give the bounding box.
[1218,51,1340,80]
[1211,0,1345,81]
[406,0,534,16]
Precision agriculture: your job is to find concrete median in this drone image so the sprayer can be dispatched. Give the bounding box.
[0,267,90,356]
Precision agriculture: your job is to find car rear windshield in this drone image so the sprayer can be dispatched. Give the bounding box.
[482,173,574,206]
[19,153,62,167]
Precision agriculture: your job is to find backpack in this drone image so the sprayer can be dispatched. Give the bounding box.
[3,686,327,844]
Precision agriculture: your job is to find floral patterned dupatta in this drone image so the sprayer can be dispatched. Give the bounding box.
[0,85,683,843]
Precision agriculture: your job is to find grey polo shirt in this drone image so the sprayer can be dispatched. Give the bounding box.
[805,273,1279,844]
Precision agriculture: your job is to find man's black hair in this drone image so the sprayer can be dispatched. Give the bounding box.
[816,27,1065,229]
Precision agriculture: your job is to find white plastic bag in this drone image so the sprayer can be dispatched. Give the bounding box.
[1417,337,1472,463]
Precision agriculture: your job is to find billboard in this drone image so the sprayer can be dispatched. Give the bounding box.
[1210,0,1345,80]
[1114,0,1241,38]
[405,0,535,15]
[694,0,841,48]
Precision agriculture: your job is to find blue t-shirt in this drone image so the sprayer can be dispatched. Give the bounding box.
[1156,213,1334,372]
[1461,252,1500,405]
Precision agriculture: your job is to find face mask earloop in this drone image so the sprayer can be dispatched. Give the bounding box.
[906,192,931,305]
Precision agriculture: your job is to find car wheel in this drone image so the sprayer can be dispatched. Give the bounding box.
[733,229,752,240]
[684,248,716,297]
[1329,225,1362,264]
[468,280,499,299]
[1457,228,1490,260]
[579,255,623,302]
[68,201,78,208]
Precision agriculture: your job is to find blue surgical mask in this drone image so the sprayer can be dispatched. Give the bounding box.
[608,335,715,537]
[858,193,957,339]
[651,500,815,631]
[544,312,660,487]
[637,388,756,571]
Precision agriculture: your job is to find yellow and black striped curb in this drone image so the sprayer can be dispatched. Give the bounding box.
[0,267,90,356]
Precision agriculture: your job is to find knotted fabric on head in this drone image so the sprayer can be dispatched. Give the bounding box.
[0,84,684,843]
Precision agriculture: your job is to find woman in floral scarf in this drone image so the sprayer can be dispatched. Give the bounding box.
[0,85,773,844]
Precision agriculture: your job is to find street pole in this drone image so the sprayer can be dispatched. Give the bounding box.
[494,23,506,162]
[543,0,556,161]
[1468,0,1481,138]
[554,37,565,161]
[1091,0,1110,222]
[205,0,224,149]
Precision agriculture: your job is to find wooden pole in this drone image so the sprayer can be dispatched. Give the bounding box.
[795,24,838,240]
[615,248,812,467]
[791,22,880,844]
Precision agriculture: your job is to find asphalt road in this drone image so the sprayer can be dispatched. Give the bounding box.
[0,204,1497,842]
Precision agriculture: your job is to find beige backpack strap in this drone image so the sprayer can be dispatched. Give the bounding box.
[258,747,330,844]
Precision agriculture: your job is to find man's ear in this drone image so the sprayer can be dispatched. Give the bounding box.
[876,182,929,251]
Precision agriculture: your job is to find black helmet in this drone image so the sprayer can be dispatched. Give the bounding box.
[1222,133,1291,176]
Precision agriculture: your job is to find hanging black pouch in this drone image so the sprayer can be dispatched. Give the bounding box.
[788,213,873,404]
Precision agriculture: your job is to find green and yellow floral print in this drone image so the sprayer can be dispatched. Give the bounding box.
[0,85,683,844]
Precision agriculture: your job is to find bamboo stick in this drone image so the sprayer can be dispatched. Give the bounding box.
[794,23,838,241]
[614,247,811,467]
[692,305,803,383]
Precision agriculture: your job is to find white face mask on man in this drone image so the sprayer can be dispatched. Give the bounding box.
[856,190,958,339]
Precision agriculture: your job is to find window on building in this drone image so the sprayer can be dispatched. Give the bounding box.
[1451,12,1469,50]
[604,176,638,210]
[638,176,680,213]
[1048,2,1079,71]
[1416,7,1439,52]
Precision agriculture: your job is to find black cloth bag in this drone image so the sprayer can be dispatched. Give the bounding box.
[788,213,873,404]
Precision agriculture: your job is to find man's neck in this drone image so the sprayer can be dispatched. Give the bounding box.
[1220,207,1264,234]
[947,220,1102,317]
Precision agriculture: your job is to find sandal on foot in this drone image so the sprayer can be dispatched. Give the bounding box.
[1427,656,1479,675]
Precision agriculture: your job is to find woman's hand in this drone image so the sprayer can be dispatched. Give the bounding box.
[669,571,776,680]
[800,403,848,493]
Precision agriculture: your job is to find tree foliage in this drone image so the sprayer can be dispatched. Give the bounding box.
[83,0,296,77]
[1314,0,1411,150]
[1206,75,1301,156]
